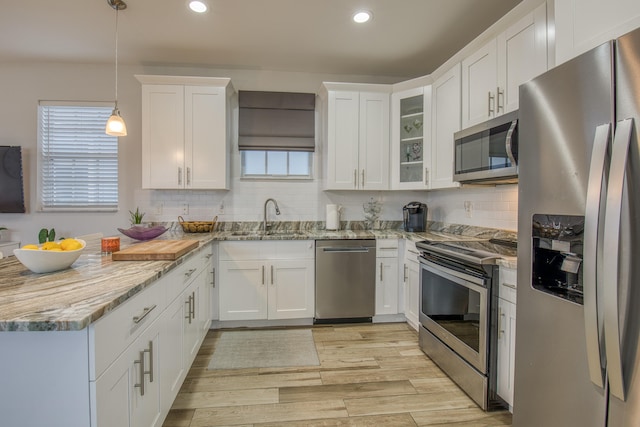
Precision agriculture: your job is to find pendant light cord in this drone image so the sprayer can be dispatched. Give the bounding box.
[114,6,119,109]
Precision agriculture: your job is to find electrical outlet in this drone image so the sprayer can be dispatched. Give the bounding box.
[464,201,473,218]
[182,203,189,215]
[218,202,225,214]
[154,203,163,215]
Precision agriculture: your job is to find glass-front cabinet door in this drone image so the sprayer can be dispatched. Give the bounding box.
[391,86,431,189]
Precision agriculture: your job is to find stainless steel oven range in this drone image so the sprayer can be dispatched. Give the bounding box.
[416,239,516,411]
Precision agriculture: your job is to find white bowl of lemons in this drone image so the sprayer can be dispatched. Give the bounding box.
[13,238,86,273]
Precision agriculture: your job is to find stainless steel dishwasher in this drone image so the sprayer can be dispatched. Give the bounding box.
[314,239,376,323]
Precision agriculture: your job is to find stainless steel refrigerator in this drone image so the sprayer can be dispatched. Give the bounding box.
[514,27,640,426]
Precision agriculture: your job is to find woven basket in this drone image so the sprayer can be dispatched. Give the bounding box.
[178,215,217,233]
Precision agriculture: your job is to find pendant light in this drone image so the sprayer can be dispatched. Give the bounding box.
[105,0,127,136]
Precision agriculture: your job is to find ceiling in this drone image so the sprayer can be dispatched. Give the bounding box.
[0,0,522,79]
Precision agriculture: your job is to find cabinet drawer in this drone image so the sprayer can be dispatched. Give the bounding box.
[376,239,399,258]
[220,240,315,261]
[90,278,166,379]
[499,267,517,304]
[166,254,204,304]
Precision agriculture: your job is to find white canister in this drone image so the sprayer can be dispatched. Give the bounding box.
[326,204,341,230]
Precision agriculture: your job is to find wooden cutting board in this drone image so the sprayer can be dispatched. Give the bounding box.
[112,239,199,261]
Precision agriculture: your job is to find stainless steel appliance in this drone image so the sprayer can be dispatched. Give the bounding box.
[314,239,375,323]
[403,201,427,232]
[453,110,518,184]
[417,239,516,410]
[515,26,640,427]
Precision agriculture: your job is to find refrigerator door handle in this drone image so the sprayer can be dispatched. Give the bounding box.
[583,123,611,389]
[603,118,634,401]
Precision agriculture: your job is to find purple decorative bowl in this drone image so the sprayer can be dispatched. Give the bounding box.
[117,225,168,241]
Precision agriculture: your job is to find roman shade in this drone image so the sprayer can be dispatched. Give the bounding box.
[238,91,316,152]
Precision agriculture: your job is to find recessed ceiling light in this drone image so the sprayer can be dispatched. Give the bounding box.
[353,10,372,24]
[189,0,208,13]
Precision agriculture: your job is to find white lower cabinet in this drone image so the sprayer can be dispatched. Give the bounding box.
[375,239,399,315]
[96,317,162,427]
[218,241,315,321]
[92,244,212,427]
[496,265,517,410]
[403,240,421,330]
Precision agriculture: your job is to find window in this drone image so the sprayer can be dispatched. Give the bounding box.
[38,102,119,211]
[241,150,312,178]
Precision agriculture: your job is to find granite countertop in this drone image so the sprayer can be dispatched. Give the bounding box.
[0,222,516,332]
[0,232,215,332]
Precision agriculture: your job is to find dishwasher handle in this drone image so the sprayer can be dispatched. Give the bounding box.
[322,247,371,253]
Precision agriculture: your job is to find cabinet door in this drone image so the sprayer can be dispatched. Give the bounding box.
[141,84,184,189]
[461,40,498,128]
[555,0,640,65]
[268,259,315,319]
[497,4,548,114]
[497,297,516,408]
[183,277,202,367]
[405,259,420,331]
[359,91,390,190]
[96,319,161,427]
[391,87,431,190]
[375,257,399,315]
[219,260,268,321]
[430,63,461,190]
[185,85,228,189]
[160,294,186,412]
[326,91,360,189]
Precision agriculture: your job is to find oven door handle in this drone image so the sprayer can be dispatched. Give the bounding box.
[420,257,488,289]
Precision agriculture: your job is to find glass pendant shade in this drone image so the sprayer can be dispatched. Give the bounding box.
[106,107,127,136]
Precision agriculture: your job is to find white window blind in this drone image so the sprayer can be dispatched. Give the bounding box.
[38,103,118,211]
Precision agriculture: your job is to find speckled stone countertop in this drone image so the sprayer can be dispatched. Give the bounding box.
[0,221,516,332]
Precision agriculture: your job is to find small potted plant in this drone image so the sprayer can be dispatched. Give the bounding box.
[129,207,145,226]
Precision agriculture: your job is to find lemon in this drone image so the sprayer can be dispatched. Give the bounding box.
[22,244,39,250]
[60,239,82,251]
[41,241,62,251]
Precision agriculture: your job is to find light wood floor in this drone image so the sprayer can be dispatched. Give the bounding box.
[163,323,513,427]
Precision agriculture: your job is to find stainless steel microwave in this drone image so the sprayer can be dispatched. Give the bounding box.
[453,110,518,184]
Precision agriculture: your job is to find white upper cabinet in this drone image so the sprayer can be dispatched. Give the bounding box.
[430,63,462,190]
[320,83,391,190]
[462,39,498,128]
[391,86,432,190]
[137,75,234,190]
[462,3,548,128]
[555,0,640,65]
[497,4,548,114]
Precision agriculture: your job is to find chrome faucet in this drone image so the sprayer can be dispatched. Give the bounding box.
[263,198,281,233]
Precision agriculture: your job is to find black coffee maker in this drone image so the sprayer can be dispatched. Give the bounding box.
[403,201,427,232]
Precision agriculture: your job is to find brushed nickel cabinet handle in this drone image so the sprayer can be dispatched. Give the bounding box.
[497,87,504,113]
[502,282,517,290]
[191,291,196,320]
[133,305,157,324]
[379,262,383,281]
[403,264,408,282]
[134,350,145,396]
[488,91,495,116]
[262,265,265,285]
[143,341,154,383]
[211,267,215,287]
[187,167,191,185]
[361,169,365,188]
[178,167,182,186]
[185,268,197,278]
[354,169,357,188]
[271,265,274,285]
[185,295,192,323]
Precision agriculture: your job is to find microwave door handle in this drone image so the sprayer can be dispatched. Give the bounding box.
[505,120,518,166]
[603,118,634,401]
[583,123,611,389]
